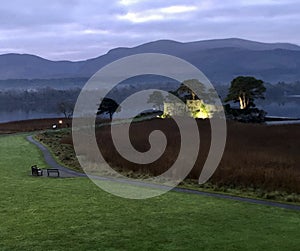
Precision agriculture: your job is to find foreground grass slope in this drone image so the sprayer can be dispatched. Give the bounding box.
[0,134,299,250]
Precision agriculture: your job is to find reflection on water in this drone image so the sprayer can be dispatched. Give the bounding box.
[266,120,300,125]
[0,110,60,123]
[0,102,298,124]
[260,102,300,118]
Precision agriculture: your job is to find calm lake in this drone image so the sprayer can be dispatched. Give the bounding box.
[0,110,60,123]
[0,102,298,124]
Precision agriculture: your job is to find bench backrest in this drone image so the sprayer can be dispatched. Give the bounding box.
[31,166,41,175]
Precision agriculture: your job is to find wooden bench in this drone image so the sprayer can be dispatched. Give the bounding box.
[47,168,60,177]
[31,165,43,176]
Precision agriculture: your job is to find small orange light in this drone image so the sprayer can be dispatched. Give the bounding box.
[58,120,63,124]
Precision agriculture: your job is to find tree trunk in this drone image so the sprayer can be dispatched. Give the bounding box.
[239,93,249,109]
[192,92,196,100]
[239,96,245,109]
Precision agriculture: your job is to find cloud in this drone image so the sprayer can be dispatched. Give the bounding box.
[160,5,198,14]
[0,0,299,60]
[117,3,199,23]
[118,12,165,23]
[119,0,141,5]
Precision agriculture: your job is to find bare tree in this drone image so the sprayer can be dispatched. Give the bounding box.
[57,101,74,118]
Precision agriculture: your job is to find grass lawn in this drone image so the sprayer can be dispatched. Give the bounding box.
[0,134,299,251]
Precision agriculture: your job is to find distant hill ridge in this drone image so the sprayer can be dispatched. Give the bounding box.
[1,38,300,84]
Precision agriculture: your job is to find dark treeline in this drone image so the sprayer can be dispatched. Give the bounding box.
[0,79,299,118]
[0,88,81,114]
[0,78,88,90]
[0,80,178,116]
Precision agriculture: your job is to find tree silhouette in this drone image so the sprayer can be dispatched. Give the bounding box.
[147,91,165,110]
[174,79,206,102]
[57,101,74,118]
[97,98,121,120]
[225,76,266,110]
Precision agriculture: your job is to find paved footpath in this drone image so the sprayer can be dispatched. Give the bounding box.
[27,135,86,178]
[27,135,300,211]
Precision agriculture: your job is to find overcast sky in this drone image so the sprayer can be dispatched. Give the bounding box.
[1,0,299,61]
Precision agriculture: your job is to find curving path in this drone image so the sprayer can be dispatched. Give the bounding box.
[27,135,86,178]
[27,135,300,211]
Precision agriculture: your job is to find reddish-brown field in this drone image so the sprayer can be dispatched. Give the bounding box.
[61,118,300,194]
[0,118,72,133]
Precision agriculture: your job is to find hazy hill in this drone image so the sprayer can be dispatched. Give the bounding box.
[0,53,86,79]
[1,38,300,84]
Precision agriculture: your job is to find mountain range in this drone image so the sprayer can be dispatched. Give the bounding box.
[1,38,300,84]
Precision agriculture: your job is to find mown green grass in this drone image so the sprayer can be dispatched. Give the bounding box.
[0,134,299,251]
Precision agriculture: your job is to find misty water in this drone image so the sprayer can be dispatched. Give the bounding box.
[260,102,300,118]
[0,110,60,123]
[0,102,299,124]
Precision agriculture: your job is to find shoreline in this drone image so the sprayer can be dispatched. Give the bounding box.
[1,116,300,134]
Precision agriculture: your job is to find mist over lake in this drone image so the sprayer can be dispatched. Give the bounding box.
[0,110,59,123]
[0,88,299,123]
